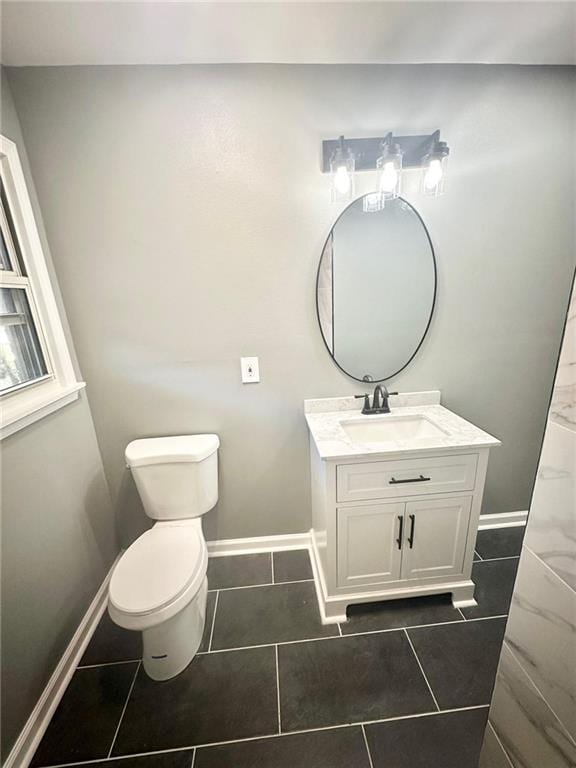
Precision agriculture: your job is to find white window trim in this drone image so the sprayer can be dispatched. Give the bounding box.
[0,135,85,439]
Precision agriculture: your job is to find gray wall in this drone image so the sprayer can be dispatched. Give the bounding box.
[480,284,576,767]
[6,64,576,546]
[0,74,117,761]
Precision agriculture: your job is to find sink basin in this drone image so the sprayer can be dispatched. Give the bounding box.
[341,414,448,446]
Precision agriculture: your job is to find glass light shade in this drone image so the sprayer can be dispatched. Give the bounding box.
[422,154,448,197]
[377,144,403,200]
[362,192,384,213]
[330,141,355,203]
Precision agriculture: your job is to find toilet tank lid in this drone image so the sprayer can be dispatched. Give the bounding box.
[125,434,219,467]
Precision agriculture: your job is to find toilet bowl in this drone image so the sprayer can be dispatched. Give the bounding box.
[108,434,219,681]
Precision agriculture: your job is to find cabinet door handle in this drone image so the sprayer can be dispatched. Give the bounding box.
[389,475,431,485]
[408,514,416,548]
[396,515,404,549]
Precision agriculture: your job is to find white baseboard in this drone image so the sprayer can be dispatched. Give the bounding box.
[478,511,528,530]
[207,532,311,557]
[206,514,528,556]
[4,556,120,768]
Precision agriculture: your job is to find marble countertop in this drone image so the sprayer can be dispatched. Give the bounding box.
[305,392,501,461]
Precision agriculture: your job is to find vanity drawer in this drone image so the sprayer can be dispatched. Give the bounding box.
[336,454,478,503]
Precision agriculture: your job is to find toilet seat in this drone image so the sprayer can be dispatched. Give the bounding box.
[109,521,207,631]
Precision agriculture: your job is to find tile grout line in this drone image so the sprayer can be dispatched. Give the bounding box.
[194,614,507,656]
[474,550,483,561]
[457,607,467,621]
[403,629,441,712]
[475,555,520,563]
[208,590,220,652]
[275,644,282,734]
[270,552,275,584]
[361,724,375,768]
[35,705,492,768]
[77,616,510,675]
[208,578,312,593]
[77,659,141,670]
[190,747,196,768]
[107,660,141,758]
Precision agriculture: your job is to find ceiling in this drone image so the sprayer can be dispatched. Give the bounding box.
[1,1,575,67]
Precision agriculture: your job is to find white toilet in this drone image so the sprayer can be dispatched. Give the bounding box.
[108,434,219,681]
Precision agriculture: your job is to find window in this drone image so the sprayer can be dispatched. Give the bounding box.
[0,135,84,438]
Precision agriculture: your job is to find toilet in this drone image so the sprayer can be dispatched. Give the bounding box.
[108,434,219,681]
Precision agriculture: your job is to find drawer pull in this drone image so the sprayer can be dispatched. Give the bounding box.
[389,474,431,485]
[408,514,416,548]
[396,515,404,549]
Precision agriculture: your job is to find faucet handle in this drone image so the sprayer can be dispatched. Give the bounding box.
[354,393,371,411]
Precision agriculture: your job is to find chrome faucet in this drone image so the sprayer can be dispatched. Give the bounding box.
[355,384,398,415]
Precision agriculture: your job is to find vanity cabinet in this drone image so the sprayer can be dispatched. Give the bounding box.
[337,495,472,588]
[309,438,496,624]
[306,394,500,624]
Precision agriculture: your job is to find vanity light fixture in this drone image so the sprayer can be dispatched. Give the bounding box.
[329,135,355,202]
[377,133,403,201]
[421,134,449,197]
[322,130,449,203]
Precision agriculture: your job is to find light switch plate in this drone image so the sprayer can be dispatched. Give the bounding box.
[240,357,260,383]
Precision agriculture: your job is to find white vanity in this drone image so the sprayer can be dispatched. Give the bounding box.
[306,391,500,624]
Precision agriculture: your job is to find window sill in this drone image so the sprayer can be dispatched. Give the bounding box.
[0,381,86,440]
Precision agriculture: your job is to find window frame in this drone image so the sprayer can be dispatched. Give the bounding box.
[0,135,84,439]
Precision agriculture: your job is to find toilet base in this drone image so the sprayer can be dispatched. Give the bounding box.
[142,577,208,681]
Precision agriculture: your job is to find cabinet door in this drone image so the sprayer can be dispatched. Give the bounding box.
[401,496,472,581]
[337,503,404,588]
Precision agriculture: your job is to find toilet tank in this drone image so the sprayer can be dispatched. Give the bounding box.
[125,435,219,520]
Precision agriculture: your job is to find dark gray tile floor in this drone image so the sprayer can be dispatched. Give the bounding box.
[475,526,524,559]
[78,755,193,768]
[365,707,489,768]
[212,580,338,649]
[278,631,436,731]
[461,558,519,619]
[112,647,278,755]
[79,612,141,666]
[206,552,272,589]
[407,618,507,709]
[273,549,313,583]
[195,726,371,768]
[32,537,517,768]
[31,663,139,767]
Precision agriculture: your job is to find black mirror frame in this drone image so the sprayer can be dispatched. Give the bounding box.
[315,195,438,383]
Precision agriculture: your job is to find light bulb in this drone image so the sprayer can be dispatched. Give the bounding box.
[376,137,402,200]
[334,165,352,195]
[423,158,443,191]
[380,161,399,194]
[421,139,449,196]
[329,136,355,202]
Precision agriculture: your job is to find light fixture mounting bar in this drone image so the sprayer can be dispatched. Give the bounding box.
[321,131,441,173]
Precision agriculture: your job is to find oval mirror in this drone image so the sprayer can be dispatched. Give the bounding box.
[316,196,436,382]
